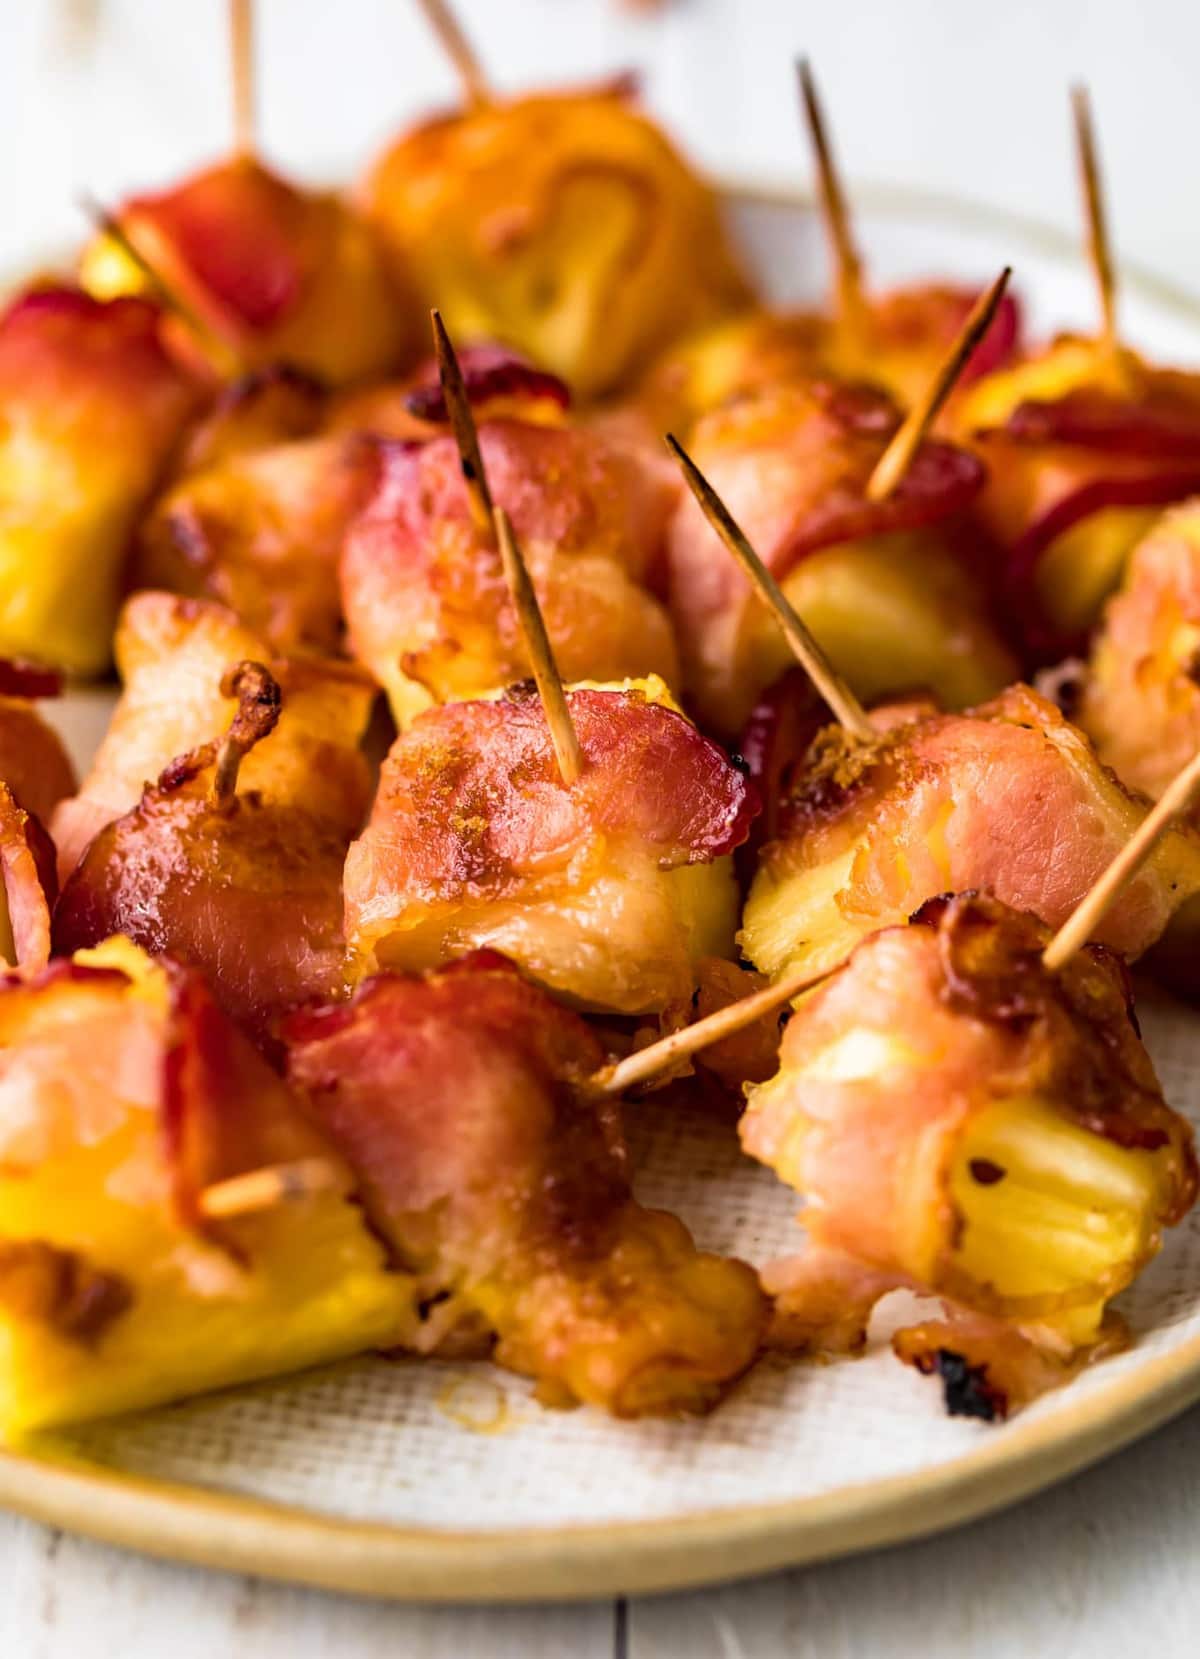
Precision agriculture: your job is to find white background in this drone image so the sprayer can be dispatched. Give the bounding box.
[2,0,1199,293]
[3,3,1200,1653]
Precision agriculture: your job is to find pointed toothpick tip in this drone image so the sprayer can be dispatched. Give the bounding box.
[865,263,1012,503]
[431,308,494,536]
[1070,82,1119,359]
[591,959,837,1098]
[77,194,244,378]
[666,432,875,742]
[796,55,865,337]
[197,1157,341,1221]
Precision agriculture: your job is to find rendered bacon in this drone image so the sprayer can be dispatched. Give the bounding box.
[665,380,1013,733]
[960,340,1200,658]
[285,958,766,1416]
[0,786,55,969]
[51,593,374,883]
[135,434,378,653]
[340,421,680,725]
[361,80,752,398]
[0,939,412,1432]
[828,282,1023,411]
[81,157,416,386]
[0,696,75,826]
[344,683,753,1013]
[0,286,201,677]
[742,684,1200,984]
[53,779,349,1049]
[741,895,1197,1412]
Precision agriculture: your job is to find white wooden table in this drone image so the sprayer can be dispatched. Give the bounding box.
[3,1,1200,1651]
[2,1401,1197,1656]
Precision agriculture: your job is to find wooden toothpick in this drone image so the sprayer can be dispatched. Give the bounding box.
[1042,749,1200,972]
[666,433,875,742]
[493,507,584,786]
[865,265,1012,503]
[415,0,491,108]
[228,0,256,157]
[197,1157,341,1221]
[1071,84,1119,362]
[591,960,836,1097]
[431,308,494,536]
[78,195,244,378]
[797,58,866,340]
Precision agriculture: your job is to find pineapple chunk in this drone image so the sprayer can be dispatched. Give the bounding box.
[1035,506,1161,638]
[0,941,413,1437]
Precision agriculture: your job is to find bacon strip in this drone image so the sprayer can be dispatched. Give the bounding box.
[285,958,765,1415]
[0,785,55,969]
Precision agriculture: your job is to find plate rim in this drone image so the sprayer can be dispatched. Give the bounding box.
[4,177,1200,1602]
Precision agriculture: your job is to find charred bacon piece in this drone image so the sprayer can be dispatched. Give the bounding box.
[742,683,1200,987]
[0,286,201,677]
[51,592,374,885]
[741,893,1197,1415]
[0,938,412,1435]
[340,366,680,726]
[285,954,765,1415]
[359,77,752,399]
[957,339,1200,659]
[343,678,753,1015]
[80,156,416,386]
[665,378,1017,734]
[54,662,352,1047]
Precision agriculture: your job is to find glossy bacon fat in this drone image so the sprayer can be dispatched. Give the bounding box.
[285,956,765,1416]
[53,663,351,1046]
[51,593,375,885]
[360,79,752,399]
[742,684,1200,987]
[344,678,752,1014]
[80,157,416,386]
[340,407,680,726]
[958,338,1200,659]
[741,894,1197,1415]
[0,287,200,677]
[666,380,1016,734]
[0,939,412,1434]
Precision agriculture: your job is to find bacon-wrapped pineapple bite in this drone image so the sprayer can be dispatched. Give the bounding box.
[343,677,753,1015]
[340,348,680,727]
[741,683,1200,987]
[51,592,374,885]
[53,661,355,1047]
[0,287,201,677]
[0,938,414,1436]
[957,336,1200,660]
[740,894,1197,1415]
[286,954,765,1416]
[360,66,751,400]
[80,154,415,387]
[665,377,1017,734]
[954,90,1200,661]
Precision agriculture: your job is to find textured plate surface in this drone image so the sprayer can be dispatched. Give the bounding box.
[4,185,1200,1601]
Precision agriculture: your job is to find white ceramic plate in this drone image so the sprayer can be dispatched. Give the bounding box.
[5,184,1200,1603]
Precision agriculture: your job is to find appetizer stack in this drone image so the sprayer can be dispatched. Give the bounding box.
[3,0,1200,1439]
